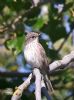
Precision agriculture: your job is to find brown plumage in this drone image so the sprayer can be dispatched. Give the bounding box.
[24,32,53,94]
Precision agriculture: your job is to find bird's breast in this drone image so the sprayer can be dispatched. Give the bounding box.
[24,42,39,65]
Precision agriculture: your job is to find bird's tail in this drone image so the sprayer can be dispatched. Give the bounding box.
[44,74,54,95]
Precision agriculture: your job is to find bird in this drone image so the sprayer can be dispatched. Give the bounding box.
[24,32,53,94]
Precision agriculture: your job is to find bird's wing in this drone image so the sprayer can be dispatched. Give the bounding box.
[37,43,49,71]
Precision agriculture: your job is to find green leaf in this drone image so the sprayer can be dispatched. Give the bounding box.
[33,18,44,30]
[6,35,24,55]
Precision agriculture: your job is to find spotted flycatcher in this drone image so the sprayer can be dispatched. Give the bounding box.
[24,32,53,93]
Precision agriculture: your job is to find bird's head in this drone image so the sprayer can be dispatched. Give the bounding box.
[25,32,40,44]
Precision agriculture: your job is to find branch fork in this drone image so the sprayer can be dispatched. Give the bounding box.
[11,51,74,100]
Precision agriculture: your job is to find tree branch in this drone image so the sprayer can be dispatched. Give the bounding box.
[56,34,69,53]
[11,73,33,100]
[5,50,74,100]
[49,51,74,71]
[11,68,42,100]
[33,68,42,100]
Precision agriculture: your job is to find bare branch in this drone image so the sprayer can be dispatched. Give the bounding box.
[11,68,42,100]
[2,51,74,100]
[56,34,69,52]
[11,73,33,100]
[49,51,74,71]
[33,68,42,100]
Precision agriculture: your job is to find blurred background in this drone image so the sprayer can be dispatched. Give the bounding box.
[0,0,74,100]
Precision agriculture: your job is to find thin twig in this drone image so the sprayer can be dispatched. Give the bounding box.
[56,34,69,53]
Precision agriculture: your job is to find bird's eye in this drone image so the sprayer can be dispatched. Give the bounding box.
[32,36,35,38]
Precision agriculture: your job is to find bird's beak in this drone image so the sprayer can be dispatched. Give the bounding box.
[38,33,40,35]
[38,33,41,36]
